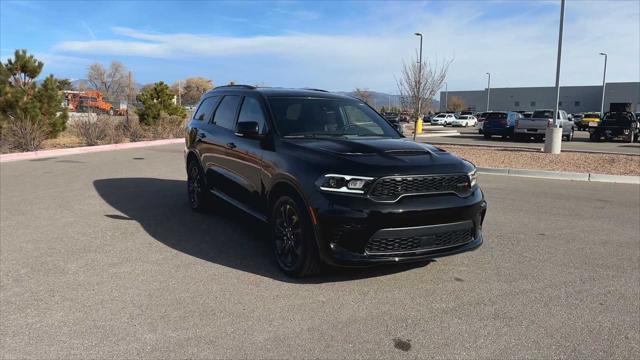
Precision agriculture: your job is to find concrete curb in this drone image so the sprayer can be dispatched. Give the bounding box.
[478,167,640,184]
[0,138,185,163]
[422,139,640,156]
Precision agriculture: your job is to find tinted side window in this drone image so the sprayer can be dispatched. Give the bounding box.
[237,97,266,133]
[193,96,219,121]
[213,95,241,130]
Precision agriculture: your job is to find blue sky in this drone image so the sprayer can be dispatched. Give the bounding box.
[1,0,638,93]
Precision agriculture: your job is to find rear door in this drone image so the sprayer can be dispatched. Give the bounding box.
[204,95,243,202]
[187,95,220,173]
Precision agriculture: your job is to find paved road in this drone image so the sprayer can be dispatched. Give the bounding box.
[423,127,640,155]
[1,144,639,359]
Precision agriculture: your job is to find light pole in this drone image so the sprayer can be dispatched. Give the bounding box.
[543,0,565,154]
[486,73,491,111]
[599,52,607,117]
[444,82,448,112]
[413,32,423,141]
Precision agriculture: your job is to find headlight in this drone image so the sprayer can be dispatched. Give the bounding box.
[469,169,477,188]
[317,174,374,194]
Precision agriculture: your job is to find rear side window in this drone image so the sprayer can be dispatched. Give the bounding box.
[213,95,241,130]
[237,97,266,133]
[193,96,219,121]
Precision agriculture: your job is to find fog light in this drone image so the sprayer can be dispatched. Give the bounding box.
[347,179,367,189]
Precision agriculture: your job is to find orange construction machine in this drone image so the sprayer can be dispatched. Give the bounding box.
[64,90,127,115]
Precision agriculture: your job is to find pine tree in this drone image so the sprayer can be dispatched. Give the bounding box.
[136,81,187,125]
[0,49,68,150]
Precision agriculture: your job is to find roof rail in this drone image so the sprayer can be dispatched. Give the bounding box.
[214,84,256,90]
[302,88,329,92]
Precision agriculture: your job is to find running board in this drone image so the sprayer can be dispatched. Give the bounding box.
[209,189,268,223]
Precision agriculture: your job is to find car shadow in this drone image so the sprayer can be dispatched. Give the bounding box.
[93,178,430,284]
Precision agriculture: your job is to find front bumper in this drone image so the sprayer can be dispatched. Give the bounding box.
[312,189,487,266]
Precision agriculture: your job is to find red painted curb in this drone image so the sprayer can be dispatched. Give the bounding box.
[0,138,185,163]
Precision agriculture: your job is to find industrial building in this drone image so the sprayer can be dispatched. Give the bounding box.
[440,82,639,113]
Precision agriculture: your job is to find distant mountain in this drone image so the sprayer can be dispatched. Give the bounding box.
[337,90,440,112]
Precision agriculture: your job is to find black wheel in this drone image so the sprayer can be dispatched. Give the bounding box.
[629,131,636,143]
[483,133,491,139]
[271,195,322,277]
[187,160,209,212]
[108,108,114,116]
[589,133,600,142]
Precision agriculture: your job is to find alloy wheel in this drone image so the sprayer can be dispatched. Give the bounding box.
[273,202,304,270]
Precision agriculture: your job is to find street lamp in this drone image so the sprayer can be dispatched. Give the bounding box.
[413,32,423,141]
[486,72,491,111]
[543,0,565,154]
[444,82,448,112]
[599,52,607,117]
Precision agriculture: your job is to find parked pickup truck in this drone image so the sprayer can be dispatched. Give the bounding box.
[513,109,574,141]
[589,111,639,143]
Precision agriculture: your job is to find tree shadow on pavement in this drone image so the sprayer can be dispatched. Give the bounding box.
[93,178,429,284]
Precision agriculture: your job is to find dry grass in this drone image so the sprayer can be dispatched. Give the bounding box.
[440,145,640,176]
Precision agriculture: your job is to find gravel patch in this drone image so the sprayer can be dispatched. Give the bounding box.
[439,145,640,176]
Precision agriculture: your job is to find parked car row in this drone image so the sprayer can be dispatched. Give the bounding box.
[474,103,639,143]
[429,113,478,127]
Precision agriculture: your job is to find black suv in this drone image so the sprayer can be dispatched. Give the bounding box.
[185,85,487,277]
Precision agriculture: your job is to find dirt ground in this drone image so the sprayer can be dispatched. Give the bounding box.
[440,144,640,176]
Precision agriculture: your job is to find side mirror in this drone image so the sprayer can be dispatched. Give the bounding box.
[235,121,262,139]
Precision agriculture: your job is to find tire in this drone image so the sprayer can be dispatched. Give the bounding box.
[271,195,322,277]
[107,108,114,116]
[629,131,636,143]
[589,133,600,142]
[187,160,210,212]
[483,133,491,139]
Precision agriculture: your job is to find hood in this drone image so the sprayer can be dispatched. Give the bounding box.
[281,137,473,176]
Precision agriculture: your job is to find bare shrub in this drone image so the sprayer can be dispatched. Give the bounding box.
[104,120,126,144]
[73,116,107,146]
[5,112,47,151]
[123,116,147,142]
[147,113,185,139]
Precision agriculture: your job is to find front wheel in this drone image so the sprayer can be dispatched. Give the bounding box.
[483,133,491,139]
[271,195,322,277]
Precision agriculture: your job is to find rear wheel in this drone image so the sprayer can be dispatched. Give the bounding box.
[629,131,636,143]
[483,133,491,139]
[589,133,600,142]
[187,160,210,212]
[271,195,322,277]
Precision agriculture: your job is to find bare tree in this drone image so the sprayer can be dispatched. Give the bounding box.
[171,77,214,106]
[396,55,452,119]
[447,96,466,112]
[87,61,129,102]
[353,88,373,105]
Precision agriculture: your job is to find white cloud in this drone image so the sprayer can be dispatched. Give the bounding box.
[51,1,639,91]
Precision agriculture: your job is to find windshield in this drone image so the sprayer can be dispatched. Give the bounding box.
[533,110,554,118]
[268,97,400,138]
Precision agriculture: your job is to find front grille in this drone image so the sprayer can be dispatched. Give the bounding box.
[365,228,473,255]
[368,174,470,201]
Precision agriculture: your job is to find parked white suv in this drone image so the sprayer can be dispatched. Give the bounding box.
[431,113,456,125]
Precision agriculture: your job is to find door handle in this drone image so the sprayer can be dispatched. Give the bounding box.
[226,142,237,149]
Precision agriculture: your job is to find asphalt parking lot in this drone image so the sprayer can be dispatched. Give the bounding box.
[425,127,640,155]
[1,143,639,359]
